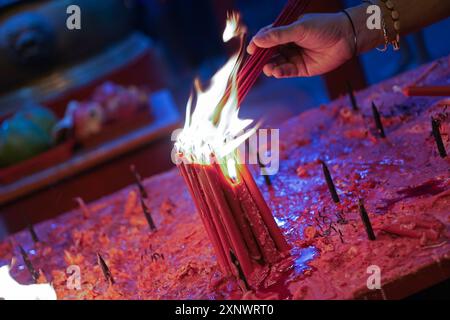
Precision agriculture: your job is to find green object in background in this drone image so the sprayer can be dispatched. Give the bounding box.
[0,105,57,168]
[15,105,58,134]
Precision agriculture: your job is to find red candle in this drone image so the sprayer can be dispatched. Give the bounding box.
[195,164,253,277]
[402,85,450,97]
[238,164,291,253]
[204,162,262,262]
[217,176,263,262]
[177,153,290,288]
[177,159,231,275]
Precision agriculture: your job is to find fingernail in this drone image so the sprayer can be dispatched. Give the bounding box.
[274,70,283,78]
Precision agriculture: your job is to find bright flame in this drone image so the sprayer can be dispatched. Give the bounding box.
[0,265,57,300]
[223,12,247,42]
[176,11,256,169]
[226,158,238,181]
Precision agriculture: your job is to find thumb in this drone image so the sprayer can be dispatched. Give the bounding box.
[252,22,304,49]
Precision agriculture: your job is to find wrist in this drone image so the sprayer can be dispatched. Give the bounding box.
[346,3,386,54]
[340,10,358,59]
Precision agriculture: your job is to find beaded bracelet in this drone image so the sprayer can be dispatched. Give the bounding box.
[380,0,401,50]
[363,0,389,52]
[363,0,400,51]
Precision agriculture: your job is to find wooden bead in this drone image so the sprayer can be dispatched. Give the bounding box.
[385,0,394,9]
[394,20,401,31]
[391,10,399,20]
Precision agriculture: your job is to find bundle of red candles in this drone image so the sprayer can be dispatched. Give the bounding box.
[231,0,312,105]
[177,153,290,287]
[175,0,310,287]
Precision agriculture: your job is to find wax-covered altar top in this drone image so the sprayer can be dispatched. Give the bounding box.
[0,56,449,300]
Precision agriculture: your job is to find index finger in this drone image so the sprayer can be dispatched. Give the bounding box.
[246,24,273,55]
[247,41,257,54]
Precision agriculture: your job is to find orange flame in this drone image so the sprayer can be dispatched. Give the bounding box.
[175,12,256,178]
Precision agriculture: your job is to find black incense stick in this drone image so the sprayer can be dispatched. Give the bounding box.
[257,153,272,186]
[97,253,115,284]
[130,164,148,199]
[320,160,340,203]
[346,81,359,111]
[27,223,40,243]
[18,245,39,282]
[140,196,156,231]
[230,250,249,291]
[431,117,447,158]
[358,199,376,241]
[371,102,386,138]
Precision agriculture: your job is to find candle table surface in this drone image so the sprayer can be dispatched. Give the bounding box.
[0,56,449,300]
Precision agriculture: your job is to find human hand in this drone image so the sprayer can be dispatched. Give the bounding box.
[247,12,356,78]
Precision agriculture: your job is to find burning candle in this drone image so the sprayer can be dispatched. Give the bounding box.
[174,12,292,287]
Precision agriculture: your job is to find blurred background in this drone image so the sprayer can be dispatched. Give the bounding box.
[0,0,449,239]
